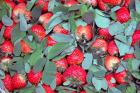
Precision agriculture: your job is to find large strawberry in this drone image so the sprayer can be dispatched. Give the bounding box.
[35,0,49,12]
[2,74,14,92]
[56,72,63,85]
[46,35,57,47]
[31,24,46,41]
[98,28,112,40]
[53,25,69,35]
[27,70,42,85]
[63,65,87,86]
[102,0,122,5]
[116,7,130,23]
[3,24,15,39]
[20,40,32,54]
[132,30,140,45]
[67,48,84,65]
[82,0,97,7]
[122,54,135,61]
[105,73,116,88]
[42,84,55,93]
[12,73,27,89]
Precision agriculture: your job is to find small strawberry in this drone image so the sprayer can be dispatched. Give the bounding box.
[105,73,116,88]
[12,73,27,89]
[102,0,122,5]
[20,40,32,54]
[64,0,79,7]
[132,30,140,46]
[27,70,42,85]
[98,28,112,40]
[0,40,14,54]
[46,35,57,47]
[3,24,15,39]
[31,24,46,41]
[67,48,84,65]
[105,55,120,71]
[82,0,97,7]
[76,25,93,41]
[53,25,69,35]
[107,40,119,56]
[2,74,14,92]
[116,7,130,23]
[55,57,68,72]
[42,84,55,93]
[98,0,109,11]
[56,72,63,85]
[0,57,12,71]
[35,0,49,12]
[63,65,87,86]
[122,54,135,61]
[114,70,127,84]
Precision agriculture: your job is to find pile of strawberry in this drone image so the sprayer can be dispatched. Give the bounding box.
[0,0,140,93]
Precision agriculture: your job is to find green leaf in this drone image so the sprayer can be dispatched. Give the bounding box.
[126,84,136,93]
[134,42,140,59]
[2,15,13,26]
[135,0,140,14]
[26,0,37,11]
[50,79,56,89]
[69,15,76,33]
[111,6,121,12]
[108,88,121,93]
[24,63,30,73]
[35,84,46,93]
[76,19,87,26]
[0,69,5,79]
[31,6,42,22]
[0,26,5,44]
[19,87,35,93]
[48,0,57,12]
[13,42,21,56]
[116,64,125,73]
[80,4,88,16]
[19,14,28,31]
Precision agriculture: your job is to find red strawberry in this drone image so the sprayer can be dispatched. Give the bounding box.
[56,72,63,85]
[105,55,120,71]
[12,73,27,89]
[63,65,87,85]
[91,38,108,53]
[3,24,15,39]
[67,48,84,65]
[42,84,55,93]
[102,0,122,5]
[132,30,140,45]
[36,0,49,12]
[107,40,119,56]
[64,0,79,7]
[15,0,25,3]
[76,25,93,41]
[116,7,130,23]
[31,24,46,41]
[114,70,127,84]
[55,57,68,72]
[80,91,86,93]
[122,0,131,7]
[4,0,15,9]
[98,0,109,11]
[98,28,112,40]
[20,40,32,54]
[27,70,42,85]
[47,35,57,47]
[53,25,69,35]
[0,22,3,30]
[82,0,97,7]
[0,40,14,54]
[105,73,116,88]
[2,74,14,92]
[122,54,135,61]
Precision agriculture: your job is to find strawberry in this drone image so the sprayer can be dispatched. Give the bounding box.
[132,30,140,45]
[82,0,97,7]
[114,70,127,84]
[102,0,122,5]
[42,84,55,93]
[2,74,14,92]
[122,0,131,7]
[122,54,135,61]
[0,22,3,30]
[116,7,130,23]
[67,48,84,65]
[80,91,86,93]
[27,70,42,85]
[0,40,14,54]
[31,24,46,41]
[56,72,63,85]
[63,65,87,85]
[12,73,27,89]
[3,24,15,39]
[20,40,32,54]
[47,35,57,47]
[16,0,25,3]
[98,0,109,11]
[76,25,93,41]
[4,0,15,9]
[36,0,49,12]
[0,57,12,71]
[105,73,116,88]
[55,57,68,72]
[64,0,79,7]
[105,55,120,71]
[107,40,119,56]
[53,25,69,35]
[98,28,112,40]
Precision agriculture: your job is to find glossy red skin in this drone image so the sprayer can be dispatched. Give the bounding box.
[20,40,32,54]
[1,40,14,53]
[102,0,122,5]
[76,25,93,41]
[105,74,116,88]
[98,0,109,11]
[16,0,25,3]
[12,73,26,89]
[114,70,127,84]
[98,28,112,40]
[63,65,87,85]
[47,36,57,47]
[123,54,135,61]
[3,24,15,39]
[53,25,69,35]
[56,72,63,85]
[42,84,55,93]
[64,0,79,7]
[132,30,140,45]
[80,91,86,93]
[55,58,68,71]
[107,40,119,56]
[27,70,42,85]
[116,7,130,23]
[82,0,97,7]
[67,48,84,65]
[105,56,120,71]
[31,24,46,41]
[0,22,3,30]
[36,0,49,12]
[2,74,14,92]
[91,38,108,52]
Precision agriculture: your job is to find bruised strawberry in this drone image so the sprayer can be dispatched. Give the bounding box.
[3,24,15,39]
[36,0,49,12]
[132,30,140,45]
[20,40,32,54]
[67,48,84,65]
[42,84,55,93]
[0,40,14,54]
[31,24,46,41]
[107,40,119,56]
[2,74,14,92]
[55,57,68,72]
[56,72,63,85]
[116,7,130,23]
[47,35,57,47]
[64,0,79,7]
[76,25,93,41]
[105,55,120,71]
[63,65,87,85]
[123,54,135,61]
[82,0,97,7]
[98,0,109,11]
[114,70,127,84]
[98,28,112,40]
[12,73,27,89]
[53,25,69,35]
[27,70,42,85]
[105,73,116,88]
[102,0,122,5]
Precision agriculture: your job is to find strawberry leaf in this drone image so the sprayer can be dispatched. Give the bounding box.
[24,63,30,73]
[76,19,87,26]
[135,0,140,14]
[108,88,121,93]
[19,14,28,31]
[26,0,37,11]
[134,42,140,59]
[2,15,13,26]
[35,84,46,93]
[0,69,5,79]
[31,6,42,22]
[0,26,5,44]
[19,87,35,93]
